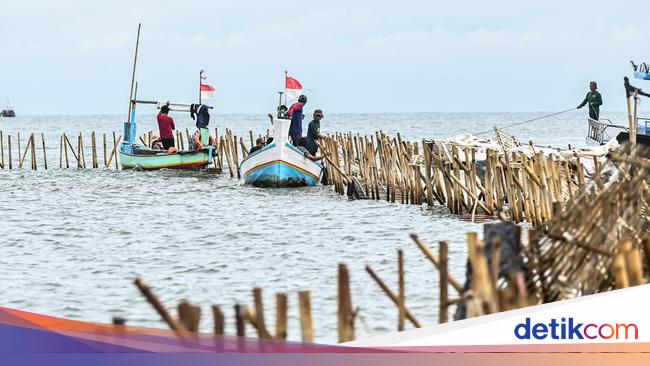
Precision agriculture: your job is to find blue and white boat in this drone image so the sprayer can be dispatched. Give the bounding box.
[240,117,323,187]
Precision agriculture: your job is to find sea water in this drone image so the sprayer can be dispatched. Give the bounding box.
[0,111,628,343]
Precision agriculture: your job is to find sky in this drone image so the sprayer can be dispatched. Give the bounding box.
[0,0,648,114]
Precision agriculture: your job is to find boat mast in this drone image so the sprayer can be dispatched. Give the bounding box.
[127,23,142,124]
[284,70,288,106]
[198,70,202,105]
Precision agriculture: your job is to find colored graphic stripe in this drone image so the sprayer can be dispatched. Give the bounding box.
[244,159,319,180]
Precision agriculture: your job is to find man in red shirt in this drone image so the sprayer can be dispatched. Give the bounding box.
[157,105,176,150]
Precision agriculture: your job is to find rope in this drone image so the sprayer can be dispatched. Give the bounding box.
[474,108,577,136]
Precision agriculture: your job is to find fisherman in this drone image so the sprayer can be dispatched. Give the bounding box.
[288,94,307,146]
[190,129,217,151]
[150,132,164,150]
[577,81,603,121]
[157,104,176,149]
[305,109,329,155]
[249,137,266,154]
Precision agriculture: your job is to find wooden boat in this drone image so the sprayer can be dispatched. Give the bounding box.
[119,100,214,170]
[240,117,323,187]
[118,24,214,171]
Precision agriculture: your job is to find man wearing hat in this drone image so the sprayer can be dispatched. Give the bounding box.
[305,109,329,156]
[577,81,603,120]
[249,137,267,154]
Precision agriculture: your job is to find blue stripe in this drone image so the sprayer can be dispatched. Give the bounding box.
[244,161,319,187]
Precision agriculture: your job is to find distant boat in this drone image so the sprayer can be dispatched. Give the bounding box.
[1,102,15,117]
[240,116,323,187]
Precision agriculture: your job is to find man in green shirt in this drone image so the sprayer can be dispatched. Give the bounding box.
[305,109,328,155]
[577,81,603,120]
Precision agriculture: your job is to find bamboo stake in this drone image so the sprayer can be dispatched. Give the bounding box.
[31,134,36,170]
[410,233,463,292]
[19,134,31,168]
[133,278,187,335]
[252,287,273,339]
[364,266,421,328]
[234,304,246,337]
[41,133,47,170]
[439,241,449,323]
[91,131,98,168]
[106,133,122,169]
[467,232,498,315]
[17,133,21,166]
[0,130,3,169]
[177,301,201,332]
[397,249,405,331]
[7,135,11,169]
[612,252,630,289]
[212,305,224,334]
[622,240,644,286]
[103,133,108,167]
[298,291,314,343]
[275,293,288,341]
[337,263,355,343]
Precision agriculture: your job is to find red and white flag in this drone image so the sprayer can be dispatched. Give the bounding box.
[200,70,215,99]
[285,74,302,105]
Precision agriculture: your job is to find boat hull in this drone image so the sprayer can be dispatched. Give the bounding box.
[240,141,322,188]
[119,146,213,170]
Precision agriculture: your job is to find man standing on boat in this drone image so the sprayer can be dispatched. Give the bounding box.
[288,94,307,146]
[577,81,603,120]
[157,104,176,150]
[305,109,329,155]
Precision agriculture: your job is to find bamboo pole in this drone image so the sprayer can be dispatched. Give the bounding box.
[106,133,122,169]
[212,305,224,334]
[19,134,31,168]
[91,131,98,168]
[612,252,630,289]
[17,133,21,166]
[80,133,86,168]
[337,263,355,343]
[76,134,82,168]
[41,133,47,170]
[234,304,246,337]
[0,130,3,169]
[7,135,11,169]
[364,266,421,328]
[622,240,644,286]
[467,232,498,315]
[233,135,241,179]
[133,278,187,336]
[275,293,288,341]
[439,241,449,323]
[177,301,201,332]
[252,287,273,339]
[298,291,314,343]
[410,233,463,292]
[397,249,405,331]
[103,133,108,167]
[31,134,36,170]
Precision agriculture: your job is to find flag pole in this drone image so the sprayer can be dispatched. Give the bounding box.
[284,70,288,106]
[198,70,202,105]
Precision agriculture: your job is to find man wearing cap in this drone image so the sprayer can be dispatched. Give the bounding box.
[249,137,267,154]
[305,109,328,156]
[577,81,603,120]
[288,94,307,146]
